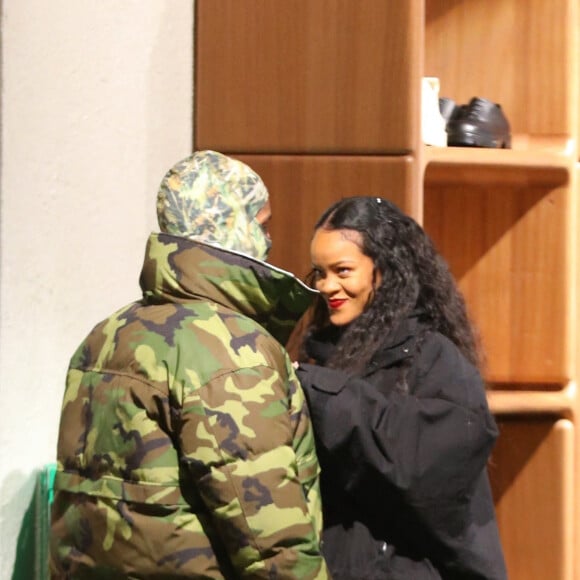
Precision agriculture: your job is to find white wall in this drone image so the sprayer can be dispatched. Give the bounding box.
[0,1,194,575]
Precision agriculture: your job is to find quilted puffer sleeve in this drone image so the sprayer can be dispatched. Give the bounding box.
[284,356,325,540]
[179,356,329,579]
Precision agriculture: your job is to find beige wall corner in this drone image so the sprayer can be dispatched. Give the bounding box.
[0,1,194,574]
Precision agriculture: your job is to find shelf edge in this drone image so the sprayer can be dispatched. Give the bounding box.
[487,381,577,418]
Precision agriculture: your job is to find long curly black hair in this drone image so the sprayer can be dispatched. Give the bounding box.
[302,196,482,373]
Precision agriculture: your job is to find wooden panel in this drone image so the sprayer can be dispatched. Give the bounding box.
[489,418,574,580]
[234,155,414,278]
[195,0,422,154]
[423,167,570,383]
[573,166,580,382]
[488,383,576,416]
[425,0,577,147]
[578,1,580,158]
[574,168,580,580]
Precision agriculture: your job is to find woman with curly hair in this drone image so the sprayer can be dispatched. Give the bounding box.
[296,196,507,579]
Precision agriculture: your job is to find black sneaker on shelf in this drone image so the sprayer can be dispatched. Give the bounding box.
[446,97,511,149]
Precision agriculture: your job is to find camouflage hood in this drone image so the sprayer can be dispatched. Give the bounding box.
[140,232,317,344]
[156,150,271,260]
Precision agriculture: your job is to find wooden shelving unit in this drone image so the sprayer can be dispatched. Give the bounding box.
[423,2,579,577]
[194,1,580,577]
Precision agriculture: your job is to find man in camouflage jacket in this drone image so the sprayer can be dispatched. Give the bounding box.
[50,151,329,579]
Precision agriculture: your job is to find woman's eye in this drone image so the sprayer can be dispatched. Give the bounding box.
[307,268,323,286]
[337,267,350,276]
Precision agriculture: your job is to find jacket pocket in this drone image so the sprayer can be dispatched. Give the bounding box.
[296,363,351,394]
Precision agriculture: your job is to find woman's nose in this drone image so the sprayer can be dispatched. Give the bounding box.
[316,275,339,294]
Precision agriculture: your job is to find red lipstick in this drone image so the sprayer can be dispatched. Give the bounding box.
[328,298,347,309]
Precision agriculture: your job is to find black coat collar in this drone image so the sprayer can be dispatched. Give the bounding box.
[306,313,425,373]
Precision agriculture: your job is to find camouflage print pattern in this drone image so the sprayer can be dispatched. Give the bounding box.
[50,233,328,579]
[156,150,272,261]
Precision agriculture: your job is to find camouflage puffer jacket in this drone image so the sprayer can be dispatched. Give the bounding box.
[50,233,329,580]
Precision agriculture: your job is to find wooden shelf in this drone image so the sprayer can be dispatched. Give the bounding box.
[423,143,572,186]
[488,382,577,418]
[425,139,573,170]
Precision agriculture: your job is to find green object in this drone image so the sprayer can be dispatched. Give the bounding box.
[11,464,56,580]
[36,464,56,579]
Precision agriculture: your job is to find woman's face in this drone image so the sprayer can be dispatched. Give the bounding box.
[310,228,380,326]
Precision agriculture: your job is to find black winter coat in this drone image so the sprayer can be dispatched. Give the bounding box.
[297,315,508,579]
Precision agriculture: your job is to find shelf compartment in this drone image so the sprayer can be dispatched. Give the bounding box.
[425,0,578,144]
[423,171,572,383]
[490,417,575,580]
